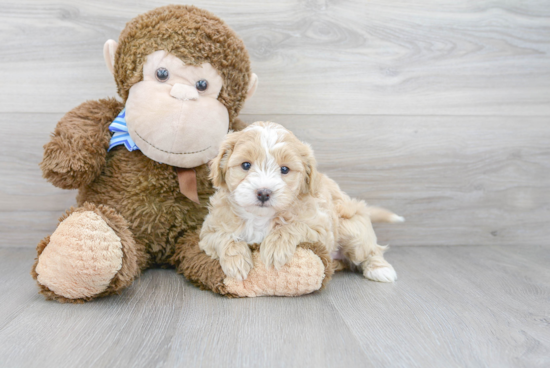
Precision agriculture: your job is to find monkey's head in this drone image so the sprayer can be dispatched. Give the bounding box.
[103,5,258,168]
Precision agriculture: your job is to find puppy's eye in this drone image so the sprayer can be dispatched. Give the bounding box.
[241,162,251,171]
[281,166,290,175]
[156,68,169,82]
[196,80,208,91]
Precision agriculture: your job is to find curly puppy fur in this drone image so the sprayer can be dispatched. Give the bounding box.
[200,122,397,283]
[34,5,331,301]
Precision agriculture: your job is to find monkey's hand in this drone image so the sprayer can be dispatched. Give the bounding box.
[40,98,123,189]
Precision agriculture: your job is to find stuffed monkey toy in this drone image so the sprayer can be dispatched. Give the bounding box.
[31,5,332,303]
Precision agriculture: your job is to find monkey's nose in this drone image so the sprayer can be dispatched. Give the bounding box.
[170,83,199,101]
[256,189,272,204]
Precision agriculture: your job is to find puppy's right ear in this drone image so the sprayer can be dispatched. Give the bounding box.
[300,142,321,197]
[210,132,240,188]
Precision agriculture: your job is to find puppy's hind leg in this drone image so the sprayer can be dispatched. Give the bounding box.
[337,199,397,283]
[361,248,397,283]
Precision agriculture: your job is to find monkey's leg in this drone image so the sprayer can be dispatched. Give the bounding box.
[31,202,147,303]
[172,229,333,297]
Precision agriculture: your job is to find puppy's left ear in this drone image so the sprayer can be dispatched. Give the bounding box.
[210,131,241,188]
[300,143,321,196]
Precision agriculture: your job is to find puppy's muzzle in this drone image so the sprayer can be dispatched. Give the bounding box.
[256,189,272,204]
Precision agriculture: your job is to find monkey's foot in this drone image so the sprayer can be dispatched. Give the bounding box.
[32,203,141,303]
[223,247,327,297]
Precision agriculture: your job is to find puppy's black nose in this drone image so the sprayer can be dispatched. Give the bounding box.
[256,189,272,203]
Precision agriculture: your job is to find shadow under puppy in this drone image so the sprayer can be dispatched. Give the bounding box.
[200,122,403,284]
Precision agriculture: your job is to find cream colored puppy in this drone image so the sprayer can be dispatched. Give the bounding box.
[200,122,402,282]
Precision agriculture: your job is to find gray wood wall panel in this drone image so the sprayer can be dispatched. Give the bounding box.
[252,115,550,247]
[0,1,548,247]
[0,0,549,115]
[1,113,548,247]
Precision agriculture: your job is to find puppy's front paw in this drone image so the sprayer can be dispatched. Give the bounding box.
[260,232,297,270]
[220,243,253,281]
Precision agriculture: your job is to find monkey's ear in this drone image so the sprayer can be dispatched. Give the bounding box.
[209,132,241,188]
[246,73,258,99]
[103,39,119,75]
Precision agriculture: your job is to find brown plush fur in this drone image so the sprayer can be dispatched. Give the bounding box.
[115,5,251,125]
[171,229,235,296]
[40,98,122,190]
[36,98,331,301]
[34,5,329,302]
[41,98,215,267]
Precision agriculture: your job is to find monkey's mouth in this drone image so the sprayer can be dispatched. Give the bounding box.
[134,130,211,155]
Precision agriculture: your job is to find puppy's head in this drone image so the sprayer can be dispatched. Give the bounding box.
[210,122,319,215]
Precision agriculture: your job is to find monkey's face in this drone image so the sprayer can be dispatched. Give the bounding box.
[124,50,229,168]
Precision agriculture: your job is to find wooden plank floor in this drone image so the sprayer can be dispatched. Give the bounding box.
[0,245,548,368]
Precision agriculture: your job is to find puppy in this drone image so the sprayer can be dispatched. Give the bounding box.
[199,122,402,282]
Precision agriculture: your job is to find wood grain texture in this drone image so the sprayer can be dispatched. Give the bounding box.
[241,114,550,247]
[0,246,548,368]
[327,245,550,368]
[0,0,549,115]
[1,2,548,366]
[0,249,40,331]
[2,113,548,248]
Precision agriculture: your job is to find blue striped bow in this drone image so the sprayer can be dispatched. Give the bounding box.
[108,108,139,152]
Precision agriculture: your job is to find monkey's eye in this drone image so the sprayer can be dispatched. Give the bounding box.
[196,80,208,91]
[156,68,169,82]
[241,162,251,171]
[281,166,290,175]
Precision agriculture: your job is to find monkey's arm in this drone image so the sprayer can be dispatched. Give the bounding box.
[173,230,333,298]
[40,98,124,189]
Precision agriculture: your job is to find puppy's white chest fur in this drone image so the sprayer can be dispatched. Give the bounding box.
[237,211,274,244]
